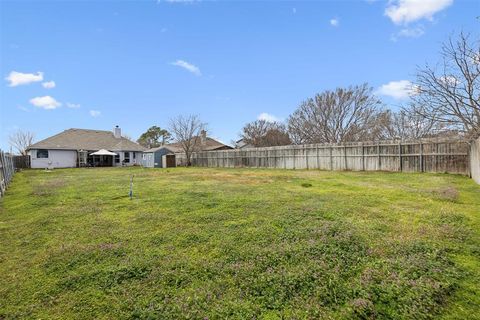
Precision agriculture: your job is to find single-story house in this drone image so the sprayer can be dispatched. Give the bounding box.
[235,138,254,149]
[143,130,232,168]
[27,126,145,169]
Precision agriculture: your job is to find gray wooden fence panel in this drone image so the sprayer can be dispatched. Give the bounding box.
[0,150,16,198]
[469,137,480,184]
[188,139,471,176]
[13,155,30,169]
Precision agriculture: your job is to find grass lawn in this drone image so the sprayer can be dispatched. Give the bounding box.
[0,167,479,319]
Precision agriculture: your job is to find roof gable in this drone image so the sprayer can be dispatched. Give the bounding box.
[144,137,232,153]
[28,128,146,151]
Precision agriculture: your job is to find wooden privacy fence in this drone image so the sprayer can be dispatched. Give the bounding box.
[13,155,31,169]
[471,137,480,184]
[0,150,15,198]
[189,139,471,175]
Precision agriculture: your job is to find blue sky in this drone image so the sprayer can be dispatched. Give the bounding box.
[1,0,479,150]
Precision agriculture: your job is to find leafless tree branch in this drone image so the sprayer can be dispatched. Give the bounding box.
[169,115,206,166]
[9,130,35,155]
[412,32,480,138]
[241,120,291,147]
[287,83,384,143]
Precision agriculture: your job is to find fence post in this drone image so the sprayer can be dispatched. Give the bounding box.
[0,151,4,197]
[420,143,424,172]
[316,144,319,169]
[399,142,402,172]
[377,143,381,171]
[344,145,347,170]
[7,154,12,183]
[1,152,6,182]
[293,147,296,169]
[330,145,333,171]
[305,145,309,169]
[362,143,365,171]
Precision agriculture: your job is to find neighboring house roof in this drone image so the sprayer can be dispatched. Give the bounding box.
[144,137,232,153]
[235,138,253,149]
[28,128,146,152]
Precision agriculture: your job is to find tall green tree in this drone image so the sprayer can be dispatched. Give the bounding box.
[137,126,171,148]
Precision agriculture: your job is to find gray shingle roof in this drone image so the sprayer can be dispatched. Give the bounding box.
[28,128,146,152]
[144,137,232,153]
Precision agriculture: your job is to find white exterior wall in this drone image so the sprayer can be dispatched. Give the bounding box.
[134,152,142,165]
[113,151,143,167]
[29,149,77,169]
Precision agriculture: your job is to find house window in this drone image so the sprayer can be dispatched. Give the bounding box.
[124,152,130,163]
[133,152,136,159]
[115,154,120,163]
[37,149,49,158]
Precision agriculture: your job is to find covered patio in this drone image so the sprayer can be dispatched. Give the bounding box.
[88,149,117,167]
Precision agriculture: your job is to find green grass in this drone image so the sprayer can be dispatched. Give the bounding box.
[0,167,479,319]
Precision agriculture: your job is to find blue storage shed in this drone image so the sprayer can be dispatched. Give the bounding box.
[142,146,176,168]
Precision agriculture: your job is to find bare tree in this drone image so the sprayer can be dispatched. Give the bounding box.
[241,120,291,147]
[287,83,384,144]
[412,32,480,138]
[169,115,206,166]
[9,130,35,155]
[379,105,442,140]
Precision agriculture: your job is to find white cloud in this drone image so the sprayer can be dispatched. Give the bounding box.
[376,80,414,99]
[385,0,453,25]
[397,26,425,37]
[66,102,81,109]
[29,96,62,110]
[89,110,101,117]
[330,18,339,27]
[473,53,480,65]
[5,71,43,87]
[391,26,425,41]
[258,112,280,123]
[171,60,201,76]
[42,81,56,89]
[440,75,458,86]
[17,105,29,112]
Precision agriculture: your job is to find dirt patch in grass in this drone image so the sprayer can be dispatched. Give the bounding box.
[31,178,66,196]
[429,186,460,202]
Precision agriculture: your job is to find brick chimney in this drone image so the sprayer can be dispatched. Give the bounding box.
[200,129,207,145]
[114,125,121,139]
